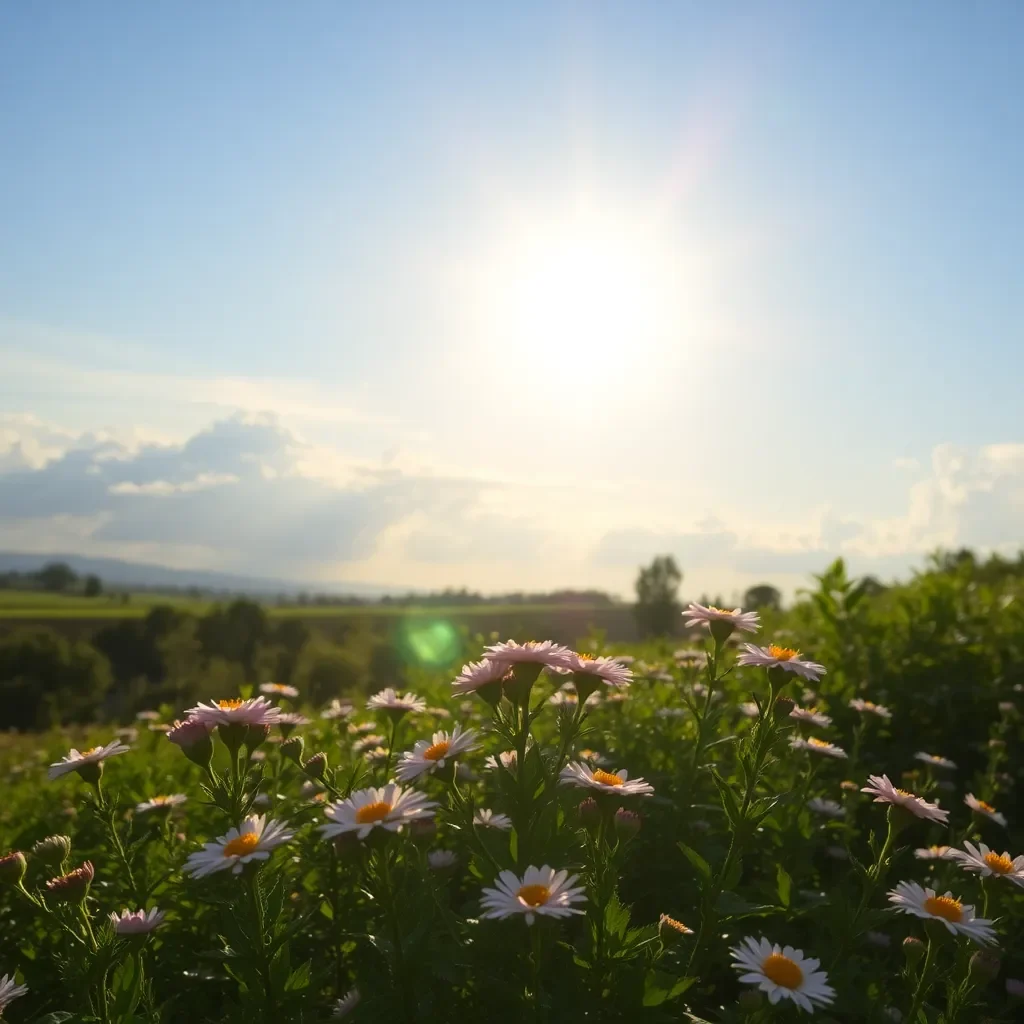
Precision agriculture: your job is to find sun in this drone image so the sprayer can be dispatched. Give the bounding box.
[472,206,683,379]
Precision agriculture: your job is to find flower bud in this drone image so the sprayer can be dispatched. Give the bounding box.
[658,913,693,946]
[840,780,859,792]
[969,951,1001,986]
[902,936,925,968]
[45,861,94,905]
[167,717,214,769]
[0,851,27,887]
[280,735,304,766]
[302,752,328,780]
[245,723,271,751]
[614,808,642,842]
[31,834,72,869]
[1006,977,1024,998]
[578,797,601,832]
[773,695,796,718]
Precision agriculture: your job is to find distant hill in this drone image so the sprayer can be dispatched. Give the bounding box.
[0,552,397,599]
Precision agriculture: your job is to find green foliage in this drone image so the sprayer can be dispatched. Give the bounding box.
[1,551,1023,1021]
[633,554,682,637]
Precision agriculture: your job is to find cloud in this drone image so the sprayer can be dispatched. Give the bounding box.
[0,413,568,583]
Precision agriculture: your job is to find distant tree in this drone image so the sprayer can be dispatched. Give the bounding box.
[84,574,103,598]
[634,555,682,637]
[37,561,78,593]
[743,584,782,611]
[0,627,112,729]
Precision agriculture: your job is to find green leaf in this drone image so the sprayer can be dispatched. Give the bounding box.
[642,969,696,1006]
[715,891,780,918]
[722,854,743,892]
[37,1015,75,1024]
[776,864,792,907]
[604,893,631,940]
[284,960,312,991]
[710,770,740,826]
[676,842,711,883]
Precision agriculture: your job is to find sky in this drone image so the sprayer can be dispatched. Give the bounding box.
[1,2,1023,600]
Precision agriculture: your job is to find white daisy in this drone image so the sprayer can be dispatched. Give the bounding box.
[807,798,844,818]
[684,603,761,634]
[914,845,957,861]
[730,936,836,1012]
[363,746,388,764]
[277,712,311,733]
[737,644,826,682]
[186,697,281,728]
[577,748,611,766]
[790,737,847,759]
[860,775,949,823]
[395,725,479,781]
[109,907,165,935]
[965,793,1007,826]
[347,721,378,734]
[320,783,437,841]
[658,914,694,937]
[559,651,633,688]
[322,699,354,720]
[559,762,654,797]
[259,682,299,699]
[116,727,140,743]
[790,706,832,728]
[135,710,161,722]
[656,707,686,719]
[738,701,761,719]
[352,734,386,754]
[485,749,521,772]
[135,794,187,814]
[612,654,635,665]
[482,639,573,670]
[333,988,360,1018]
[183,815,293,878]
[473,808,512,830]
[451,658,512,695]
[952,842,1024,886]
[887,881,996,944]
[848,698,892,719]
[915,752,957,770]
[427,849,459,870]
[0,974,28,1013]
[366,688,427,715]
[48,739,131,780]
[673,648,706,665]
[480,865,587,926]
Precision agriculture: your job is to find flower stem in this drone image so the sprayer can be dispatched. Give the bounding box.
[907,936,938,1021]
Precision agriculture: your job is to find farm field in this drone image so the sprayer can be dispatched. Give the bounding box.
[2,558,1022,1022]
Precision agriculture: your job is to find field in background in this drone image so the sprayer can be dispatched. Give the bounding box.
[0,588,639,641]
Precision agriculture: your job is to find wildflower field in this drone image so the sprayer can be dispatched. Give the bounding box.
[1,558,1023,1023]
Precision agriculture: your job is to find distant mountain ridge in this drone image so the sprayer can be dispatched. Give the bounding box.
[0,552,398,598]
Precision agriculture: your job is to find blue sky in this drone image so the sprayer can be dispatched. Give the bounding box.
[1,2,1022,597]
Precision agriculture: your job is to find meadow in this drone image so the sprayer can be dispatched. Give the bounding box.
[1,556,1022,1022]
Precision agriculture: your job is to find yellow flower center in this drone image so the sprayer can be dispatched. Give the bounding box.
[592,769,624,787]
[82,746,103,757]
[977,800,997,814]
[223,832,261,857]
[767,645,800,661]
[923,895,963,922]
[355,801,393,824]
[424,741,451,762]
[895,788,915,797]
[762,952,803,989]
[218,699,244,710]
[577,653,596,661]
[517,883,551,907]
[808,738,830,749]
[709,606,730,615]
[661,916,690,933]
[983,852,1013,874]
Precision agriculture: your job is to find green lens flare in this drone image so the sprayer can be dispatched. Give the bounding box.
[399,618,461,667]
